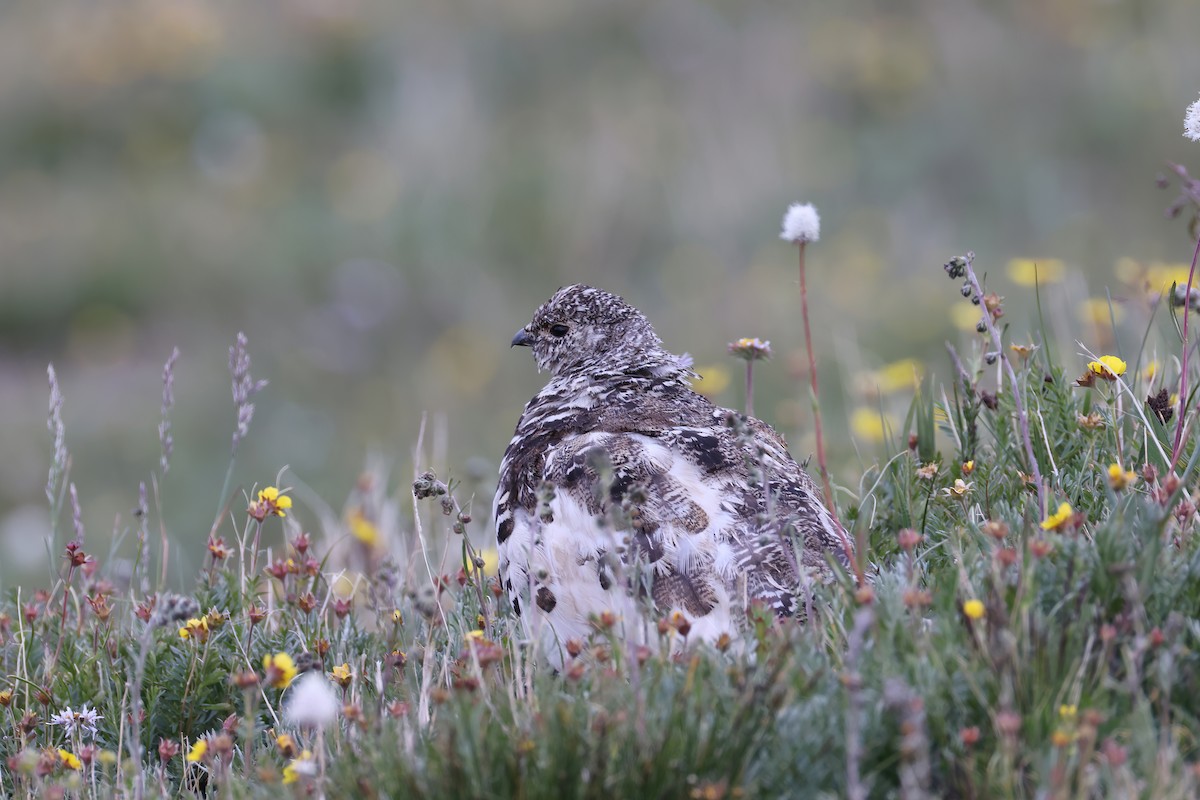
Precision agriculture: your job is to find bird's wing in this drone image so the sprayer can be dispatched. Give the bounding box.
[504,414,838,630]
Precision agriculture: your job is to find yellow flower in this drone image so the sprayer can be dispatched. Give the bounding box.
[1009,343,1037,360]
[262,652,298,688]
[185,740,207,763]
[178,617,209,641]
[963,599,985,620]
[58,749,82,771]
[1058,704,1078,720]
[1086,356,1126,380]
[275,732,298,758]
[1107,464,1137,492]
[1040,502,1074,531]
[1007,258,1065,286]
[347,511,380,548]
[1146,262,1193,291]
[282,750,315,785]
[1051,729,1074,748]
[1144,360,1160,382]
[961,460,975,475]
[849,408,893,444]
[258,486,293,516]
[950,303,985,333]
[1115,256,1143,284]
[476,547,500,575]
[391,609,403,624]
[465,629,486,640]
[330,663,353,688]
[1079,299,1124,326]
[691,364,731,397]
[872,359,924,394]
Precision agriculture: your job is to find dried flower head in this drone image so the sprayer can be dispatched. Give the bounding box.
[1147,388,1173,424]
[942,479,972,498]
[780,202,820,244]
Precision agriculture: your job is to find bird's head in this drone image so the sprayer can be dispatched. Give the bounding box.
[511,285,672,377]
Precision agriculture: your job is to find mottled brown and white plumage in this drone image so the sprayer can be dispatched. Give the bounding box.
[495,285,847,665]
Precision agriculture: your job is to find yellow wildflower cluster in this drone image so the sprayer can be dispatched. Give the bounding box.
[178,617,209,641]
[248,486,293,521]
[1007,258,1065,286]
[1041,502,1074,532]
[963,599,985,620]
[57,749,82,771]
[347,510,380,548]
[186,740,207,763]
[263,652,298,688]
[1107,464,1137,492]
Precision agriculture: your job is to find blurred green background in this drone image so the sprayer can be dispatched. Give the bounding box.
[2,0,1200,583]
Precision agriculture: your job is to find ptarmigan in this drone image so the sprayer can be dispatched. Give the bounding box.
[495,285,848,665]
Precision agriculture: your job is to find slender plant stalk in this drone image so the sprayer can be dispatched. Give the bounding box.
[962,254,1046,516]
[1170,234,1200,468]
[744,361,754,417]
[797,243,857,573]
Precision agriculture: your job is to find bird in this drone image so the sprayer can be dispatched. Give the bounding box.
[494,284,849,666]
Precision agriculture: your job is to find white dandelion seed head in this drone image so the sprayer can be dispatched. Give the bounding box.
[780,202,821,244]
[283,672,340,728]
[1186,94,1200,142]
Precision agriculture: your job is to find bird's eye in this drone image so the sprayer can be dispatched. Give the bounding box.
[549,324,569,337]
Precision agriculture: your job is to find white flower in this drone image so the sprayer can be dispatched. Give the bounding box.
[780,202,821,244]
[50,703,103,738]
[283,672,339,728]
[1186,94,1200,142]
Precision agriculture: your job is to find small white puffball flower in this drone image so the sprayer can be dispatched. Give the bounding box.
[283,672,340,728]
[1186,94,1200,142]
[780,203,821,243]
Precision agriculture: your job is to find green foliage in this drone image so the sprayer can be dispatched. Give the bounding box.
[5,275,1200,799]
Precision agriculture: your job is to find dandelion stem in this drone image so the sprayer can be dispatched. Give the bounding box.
[1170,233,1200,468]
[744,361,754,417]
[798,242,856,573]
[962,254,1046,516]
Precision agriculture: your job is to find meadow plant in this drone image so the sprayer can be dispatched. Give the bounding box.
[5,108,1200,800]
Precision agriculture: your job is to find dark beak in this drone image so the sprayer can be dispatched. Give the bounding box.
[510,328,534,348]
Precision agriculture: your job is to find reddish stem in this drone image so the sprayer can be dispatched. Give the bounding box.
[798,243,857,576]
[1170,234,1200,468]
